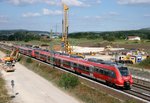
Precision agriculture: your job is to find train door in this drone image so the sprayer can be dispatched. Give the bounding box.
[35,51,40,59]
[47,56,51,63]
[50,57,55,65]
[55,58,61,66]
[28,50,32,56]
[70,62,74,71]
[72,63,79,73]
[89,66,94,77]
[60,59,63,67]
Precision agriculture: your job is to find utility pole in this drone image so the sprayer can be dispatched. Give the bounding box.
[50,29,54,68]
[55,24,57,35]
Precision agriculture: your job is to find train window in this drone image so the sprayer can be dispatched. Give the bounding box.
[118,67,129,76]
[108,71,116,78]
[73,63,78,68]
[78,65,85,70]
[28,50,32,53]
[99,69,104,74]
[35,51,39,54]
[94,67,99,72]
[111,71,116,78]
[85,67,89,71]
[103,70,109,76]
[94,67,104,74]
[48,57,55,61]
[63,60,70,66]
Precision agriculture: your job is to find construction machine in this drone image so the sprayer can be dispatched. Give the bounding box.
[1,47,19,63]
[61,3,72,54]
[61,3,85,58]
[3,61,15,72]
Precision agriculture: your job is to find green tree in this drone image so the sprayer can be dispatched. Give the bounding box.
[59,73,79,89]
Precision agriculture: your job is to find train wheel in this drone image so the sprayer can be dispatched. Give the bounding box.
[106,81,109,86]
[112,84,116,88]
[106,81,113,87]
[125,85,131,90]
[75,70,81,75]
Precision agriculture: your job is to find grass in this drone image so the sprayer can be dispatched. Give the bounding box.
[0,77,10,103]
[11,38,150,48]
[18,55,136,103]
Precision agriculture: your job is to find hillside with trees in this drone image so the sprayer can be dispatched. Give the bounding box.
[69,29,150,41]
[0,28,150,42]
[0,30,49,42]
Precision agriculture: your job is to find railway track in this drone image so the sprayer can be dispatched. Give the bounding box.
[133,83,150,92]
[127,79,150,102]
[124,88,150,102]
[0,44,150,103]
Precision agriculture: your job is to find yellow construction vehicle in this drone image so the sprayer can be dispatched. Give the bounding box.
[1,48,19,63]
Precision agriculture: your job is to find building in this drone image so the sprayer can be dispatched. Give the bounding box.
[128,36,141,41]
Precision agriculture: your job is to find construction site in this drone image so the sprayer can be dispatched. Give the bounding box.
[0,2,150,103]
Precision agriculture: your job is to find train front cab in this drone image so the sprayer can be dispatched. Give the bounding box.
[116,66,133,89]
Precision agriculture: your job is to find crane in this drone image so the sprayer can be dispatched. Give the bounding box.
[61,3,72,54]
[61,3,85,58]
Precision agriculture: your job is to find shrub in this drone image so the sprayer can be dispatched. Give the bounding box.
[59,73,79,89]
[0,78,10,103]
[133,40,139,43]
[17,55,22,62]
[26,57,32,63]
[139,58,150,67]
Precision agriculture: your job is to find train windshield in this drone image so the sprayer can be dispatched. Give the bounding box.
[118,67,129,76]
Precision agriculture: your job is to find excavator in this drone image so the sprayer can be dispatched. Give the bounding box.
[0,47,19,72]
[1,48,19,63]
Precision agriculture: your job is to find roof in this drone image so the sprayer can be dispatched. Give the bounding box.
[128,36,140,39]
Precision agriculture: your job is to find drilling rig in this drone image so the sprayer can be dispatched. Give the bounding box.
[61,3,72,54]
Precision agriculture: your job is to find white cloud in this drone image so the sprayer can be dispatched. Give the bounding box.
[6,0,87,6]
[8,0,41,5]
[108,12,119,16]
[118,0,150,5]
[62,0,86,6]
[0,15,9,23]
[43,8,62,15]
[43,0,59,5]
[22,12,41,17]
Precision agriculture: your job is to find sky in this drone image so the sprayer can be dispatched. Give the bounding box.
[0,0,150,33]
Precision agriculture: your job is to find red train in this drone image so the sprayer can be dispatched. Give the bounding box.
[17,46,133,89]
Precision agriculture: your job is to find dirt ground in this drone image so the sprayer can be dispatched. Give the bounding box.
[0,51,80,103]
[80,42,150,54]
